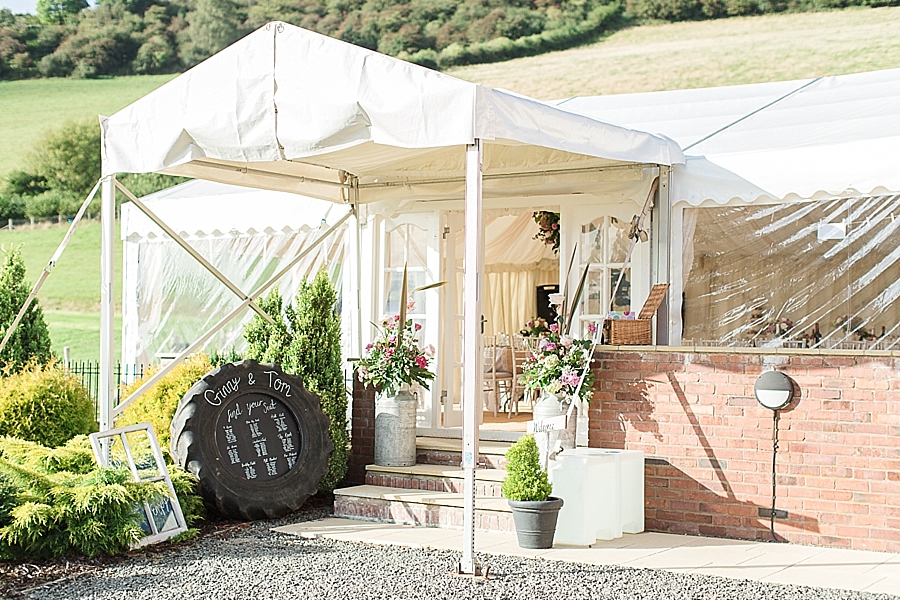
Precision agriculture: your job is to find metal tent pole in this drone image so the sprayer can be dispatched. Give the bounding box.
[459,140,483,576]
[99,176,116,460]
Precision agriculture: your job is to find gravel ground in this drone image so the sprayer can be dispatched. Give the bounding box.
[11,507,899,600]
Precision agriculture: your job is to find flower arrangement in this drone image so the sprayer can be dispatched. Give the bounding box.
[519,320,595,404]
[519,317,551,337]
[357,313,435,397]
[532,211,560,253]
[763,317,793,336]
[833,315,875,340]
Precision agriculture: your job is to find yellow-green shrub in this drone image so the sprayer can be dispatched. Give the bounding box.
[0,363,96,448]
[118,353,213,451]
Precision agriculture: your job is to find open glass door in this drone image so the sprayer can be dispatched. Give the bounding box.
[438,211,471,429]
[378,214,441,431]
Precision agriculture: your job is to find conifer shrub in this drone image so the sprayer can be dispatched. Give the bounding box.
[0,247,52,374]
[283,270,349,492]
[0,363,96,448]
[118,353,213,451]
[243,270,349,492]
[501,435,553,502]
[0,435,205,558]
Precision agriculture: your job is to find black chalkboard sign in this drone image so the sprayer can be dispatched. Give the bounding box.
[171,361,333,521]
[215,392,302,482]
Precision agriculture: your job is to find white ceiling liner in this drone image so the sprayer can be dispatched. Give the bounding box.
[120,179,339,239]
[101,22,683,207]
[555,68,900,206]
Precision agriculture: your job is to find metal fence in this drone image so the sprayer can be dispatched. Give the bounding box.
[66,361,146,416]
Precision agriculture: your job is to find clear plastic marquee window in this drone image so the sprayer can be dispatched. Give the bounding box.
[683,194,900,350]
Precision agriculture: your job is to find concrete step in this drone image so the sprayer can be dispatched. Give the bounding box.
[415,437,512,469]
[333,485,515,533]
[365,463,506,497]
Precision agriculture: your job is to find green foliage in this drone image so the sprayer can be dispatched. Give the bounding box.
[243,272,349,491]
[501,435,552,502]
[3,118,188,219]
[282,270,348,492]
[37,0,88,25]
[0,363,96,447]
[0,435,97,475]
[0,247,52,374]
[0,457,165,559]
[208,346,243,367]
[118,353,214,451]
[0,432,205,559]
[243,288,290,366]
[180,0,247,67]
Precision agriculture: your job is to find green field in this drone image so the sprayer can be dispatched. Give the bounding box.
[0,220,122,362]
[449,7,900,99]
[0,74,177,175]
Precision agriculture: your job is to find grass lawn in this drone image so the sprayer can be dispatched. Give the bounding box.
[0,220,122,362]
[0,74,177,175]
[449,6,900,99]
[44,310,121,363]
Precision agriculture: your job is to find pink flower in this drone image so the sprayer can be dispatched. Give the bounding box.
[414,323,422,331]
[561,369,580,387]
[385,348,394,358]
[407,297,416,311]
[549,323,559,333]
[424,344,435,357]
[415,355,428,368]
[560,335,574,348]
[388,335,396,344]
[365,343,373,351]
[545,342,557,352]
[587,322,598,334]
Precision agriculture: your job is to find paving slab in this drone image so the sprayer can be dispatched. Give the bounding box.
[274,517,900,595]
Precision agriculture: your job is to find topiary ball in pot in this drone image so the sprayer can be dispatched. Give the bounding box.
[501,435,563,549]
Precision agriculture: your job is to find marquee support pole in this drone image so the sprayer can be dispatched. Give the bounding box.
[459,140,483,576]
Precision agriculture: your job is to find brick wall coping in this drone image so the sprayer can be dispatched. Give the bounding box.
[594,344,900,358]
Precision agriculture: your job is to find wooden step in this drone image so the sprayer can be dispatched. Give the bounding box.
[333,485,514,533]
[365,463,506,497]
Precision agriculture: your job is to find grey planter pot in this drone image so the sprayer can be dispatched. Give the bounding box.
[508,497,564,549]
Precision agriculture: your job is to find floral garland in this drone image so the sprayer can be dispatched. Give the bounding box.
[532,211,560,253]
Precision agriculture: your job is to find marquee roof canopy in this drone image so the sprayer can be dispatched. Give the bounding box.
[101,22,683,207]
[555,68,900,206]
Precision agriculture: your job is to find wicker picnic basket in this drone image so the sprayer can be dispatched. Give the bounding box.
[603,283,670,345]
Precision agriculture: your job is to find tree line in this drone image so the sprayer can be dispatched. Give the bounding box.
[0,0,627,80]
[2,0,892,81]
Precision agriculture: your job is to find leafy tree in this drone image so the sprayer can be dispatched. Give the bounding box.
[36,0,87,25]
[243,288,291,367]
[180,0,246,67]
[0,247,52,374]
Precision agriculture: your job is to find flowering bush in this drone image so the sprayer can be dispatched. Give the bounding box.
[519,322,595,403]
[357,315,435,396]
[532,211,560,253]
[519,316,551,337]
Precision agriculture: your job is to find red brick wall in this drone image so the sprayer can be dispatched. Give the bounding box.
[348,375,375,485]
[590,349,900,552]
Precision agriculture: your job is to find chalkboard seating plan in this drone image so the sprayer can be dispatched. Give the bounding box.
[172,361,332,520]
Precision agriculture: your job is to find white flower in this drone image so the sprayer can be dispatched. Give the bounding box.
[548,293,565,307]
[424,344,435,357]
[560,335,574,348]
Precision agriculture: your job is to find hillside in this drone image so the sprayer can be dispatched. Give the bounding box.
[448,7,900,99]
[0,74,176,175]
